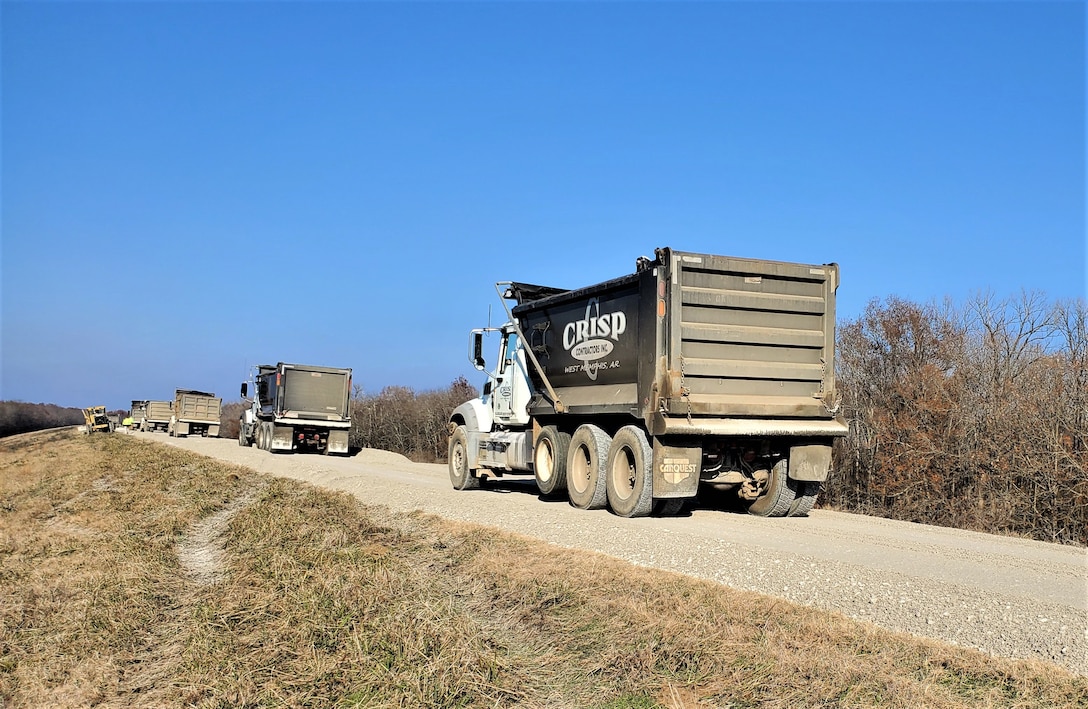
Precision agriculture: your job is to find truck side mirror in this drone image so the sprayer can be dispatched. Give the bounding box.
[472,332,486,370]
[240,382,248,398]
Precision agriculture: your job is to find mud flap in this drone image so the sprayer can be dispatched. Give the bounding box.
[327,430,349,454]
[652,439,700,499]
[789,444,832,482]
[271,425,294,451]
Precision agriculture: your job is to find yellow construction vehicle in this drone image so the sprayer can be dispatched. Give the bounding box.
[82,406,113,434]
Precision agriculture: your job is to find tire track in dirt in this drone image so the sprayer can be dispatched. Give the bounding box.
[176,486,263,585]
[116,482,265,704]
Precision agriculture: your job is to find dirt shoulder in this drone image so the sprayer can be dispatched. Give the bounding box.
[135,430,1088,675]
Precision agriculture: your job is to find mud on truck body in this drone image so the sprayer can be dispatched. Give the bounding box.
[239,362,353,455]
[448,247,847,518]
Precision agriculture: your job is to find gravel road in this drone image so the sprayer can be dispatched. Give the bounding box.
[135,431,1087,676]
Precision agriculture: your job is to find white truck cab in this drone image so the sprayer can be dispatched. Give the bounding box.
[447,323,539,482]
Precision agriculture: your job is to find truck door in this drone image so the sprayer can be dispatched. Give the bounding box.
[492,331,532,425]
[493,333,517,421]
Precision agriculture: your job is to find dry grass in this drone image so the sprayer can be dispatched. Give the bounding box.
[2,430,1085,708]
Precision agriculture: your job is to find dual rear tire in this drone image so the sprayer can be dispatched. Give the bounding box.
[604,426,654,518]
[253,422,275,452]
[549,424,654,518]
[746,458,822,518]
[566,424,610,510]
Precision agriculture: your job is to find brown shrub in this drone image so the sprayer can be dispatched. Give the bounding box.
[827,293,1087,545]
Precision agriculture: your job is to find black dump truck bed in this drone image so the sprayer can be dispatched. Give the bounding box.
[510,247,844,437]
[257,363,352,422]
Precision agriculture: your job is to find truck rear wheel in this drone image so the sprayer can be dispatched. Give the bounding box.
[567,424,609,510]
[448,425,480,491]
[606,426,653,518]
[788,482,821,517]
[746,459,795,517]
[533,426,570,497]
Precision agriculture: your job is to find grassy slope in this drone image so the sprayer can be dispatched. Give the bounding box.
[1,431,1085,708]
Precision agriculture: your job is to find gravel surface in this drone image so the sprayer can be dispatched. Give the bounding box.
[136,431,1088,676]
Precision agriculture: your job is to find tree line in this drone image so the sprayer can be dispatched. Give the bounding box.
[826,292,1086,545]
[0,402,85,438]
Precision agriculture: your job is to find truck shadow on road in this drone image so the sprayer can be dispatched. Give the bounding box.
[474,477,756,518]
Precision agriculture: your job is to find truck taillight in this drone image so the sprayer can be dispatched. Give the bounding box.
[658,280,666,317]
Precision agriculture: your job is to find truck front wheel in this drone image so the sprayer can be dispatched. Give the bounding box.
[567,425,610,510]
[533,426,570,497]
[448,426,480,491]
[238,420,247,446]
[606,426,653,518]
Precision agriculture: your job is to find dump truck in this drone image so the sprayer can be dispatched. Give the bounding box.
[130,400,148,430]
[168,390,221,438]
[82,406,113,434]
[142,400,173,432]
[239,363,353,454]
[448,247,848,518]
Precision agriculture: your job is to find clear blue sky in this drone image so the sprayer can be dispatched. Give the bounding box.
[2,1,1084,410]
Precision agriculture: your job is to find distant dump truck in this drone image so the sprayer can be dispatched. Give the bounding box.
[143,400,173,432]
[130,400,148,429]
[82,406,113,434]
[169,390,221,438]
[448,247,848,518]
[239,362,352,454]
